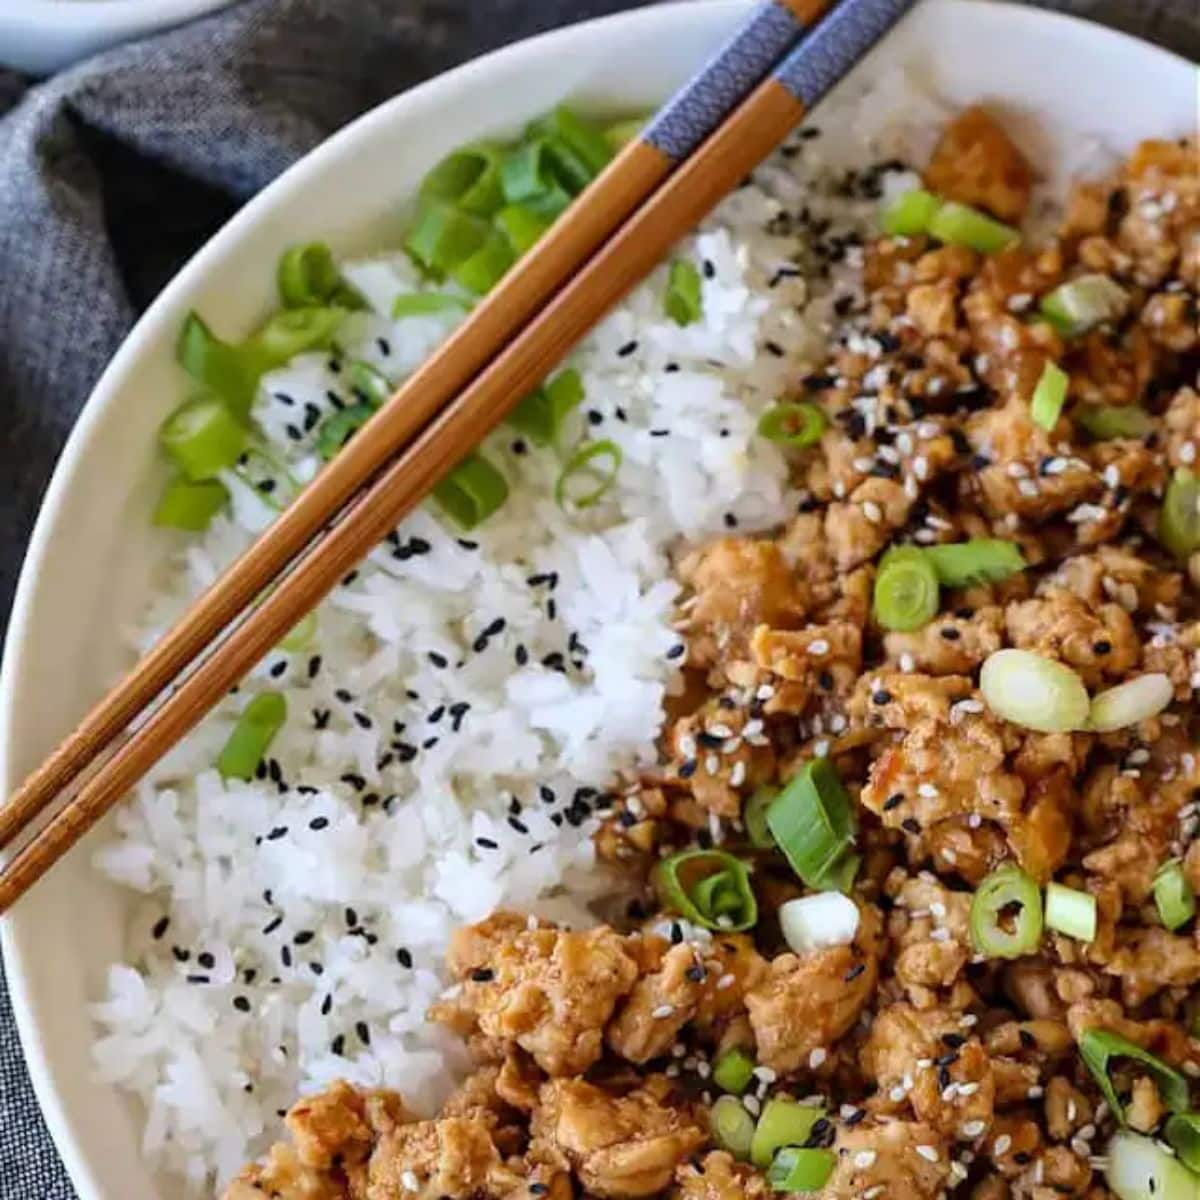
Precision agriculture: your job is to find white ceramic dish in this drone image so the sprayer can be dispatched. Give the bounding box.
[0,0,235,76]
[0,1,1194,1196]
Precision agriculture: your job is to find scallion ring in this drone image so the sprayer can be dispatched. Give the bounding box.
[1039,273,1128,336]
[159,397,247,481]
[432,453,509,530]
[757,401,827,448]
[176,311,259,419]
[495,203,553,255]
[749,1098,824,1168]
[348,360,392,408]
[153,477,229,531]
[1080,1028,1190,1123]
[418,142,506,216]
[928,200,1020,254]
[711,1095,756,1159]
[218,692,287,781]
[879,188,940,237]
[1088,673,1174,732]
[1074,404,1155,441]
[1164,1114,1200,1174]
[450,231,515,295]
[923,538,1026,587]
[247,307,347,371]
[315,403,375,462]
[1107,1130,1200,1200]
[765,757,857,890]
[405,202,491,276]
[1158,469,1200,562]
[509,367,585,446]
[665,259,703,326]
[980,649,1089,733]
[1154,861,1196,932]
[555,439,621,510]
[873,545,940,631]
[742,786,778,850]
[391,292,473,320]
[767,1148,836,1193]
[276,242,356,309]
[1030,360,1069,431]
[654,849,757,932]
[970,863,1043,959]
[1045,882,1097,942]
[712,1047,757,1095]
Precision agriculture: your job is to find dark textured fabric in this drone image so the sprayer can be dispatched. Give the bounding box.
[0,0,1194,1195]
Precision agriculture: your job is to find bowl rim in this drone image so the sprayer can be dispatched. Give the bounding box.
[0,0,234,34]
[1,0,1195,1196]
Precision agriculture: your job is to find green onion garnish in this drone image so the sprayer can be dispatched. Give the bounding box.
[533,107,614,178]
[217,692,287,780]
[928,200,1020,253]
[749,1098,824,1168]
[712,1047,757,1095]
[757,401,827,448]
[495,203,553,255]
[509,367,585,446]
[405,202,491,275]
[923,538,1026,587]
[418,142,506,216]
[742,786,778,850]
[1080,1029,1190,1124]
[1107,1130,1200,1200]
[1074,404,1155,440]
[879,188,940,237]
[665,259,703,326]
[1030,360,1069,431]
[767,1148,836,1193]
[1045,882,1096,942]
[391,292,473,320]
[1088,673,1174,732]
[1154,861,1196,932]
[247,307,347,371]
[711,1095,756,1160]
[499,139,574,214]
[1165,1115,1200,1174]
[278,609,318,653]
[348,360,392,409]
[159,397,247,481]
[153,477,229,531]
[1039,273,1128,336]
[315,403,375,462]
[176,312,259,419]
[555,438,622,510]
[654,849,757,932]
[765,758,857,890]
[873,545,940,631]
[432,453,509,530]
[970,863,1043,959]
[451,231,515,295]
[276,242,362,310]
[1158,469,1200,561]
[980,649,1089,733]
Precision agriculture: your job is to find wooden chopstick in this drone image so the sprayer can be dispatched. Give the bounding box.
[0,0,914,911]
[0,0,827,857]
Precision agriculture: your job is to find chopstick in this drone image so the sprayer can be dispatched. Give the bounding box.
[0,0,915,912]
[0,0,825,859]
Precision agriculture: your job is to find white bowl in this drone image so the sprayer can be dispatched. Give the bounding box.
[0,1,1194,1196]
[0,0,235,76]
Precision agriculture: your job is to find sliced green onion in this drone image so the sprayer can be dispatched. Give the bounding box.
[711,1095,756,1159]
[509,368,585,446]
[247,307,347,370]
[743,786,777,850]
[879,188,940,237]
[1155,861,1196,932]
[555,439,622,510]
[276,242,347,309]
[765,758,856,890]
[928,200,1020,253]
[970,863,1043,959]
[176,312,259,419]
[405,202,491,275]
[153,477,228,531]
[1107,1131,1200,1200]
[1030,360,1069,431]
[923,538,1026,587]
[1159,469,1200,561]
[980,649,1090,733]
[1165,1114,1200,1174]
[348,360,392,408]
[315,403,375,462]
[218,692,287,780]
[391,292,473,320]
[749,1099,823,1168]
[533,107,614,178]
[1074,404,1155,440]
[1039,273,1128,336]
[604,115,646,151]
[654,849,757,932]
[495,203,553,255]
[819,852,861,894]
[418,142,505,216]
[159,397,247,481]
[499,140,574,213]
[1089,673,1174,732]
[757,402,827,448]
[1080,1029,1190,1123]
[1045,882,1096,942]
[279,609,318,653]
[665,259,703,326]
[779,892,860,955]
[873,545,940,631]
[432,453,509,530]
[767,1148,836,1193]
[713,1047,757,1095]
[450,231,515,295]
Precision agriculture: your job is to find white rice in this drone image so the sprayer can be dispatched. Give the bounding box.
[88,75,956,1189]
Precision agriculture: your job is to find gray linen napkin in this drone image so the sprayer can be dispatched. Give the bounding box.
[0,0,1195,1195]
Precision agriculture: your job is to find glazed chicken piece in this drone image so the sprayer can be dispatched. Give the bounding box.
[925,105,1034,222]
[224,1144,348,1200]
[822,1119,951,1199]
[607,941,706,1063]
[365,1115,512,1200]
[1047,544,1184,615]
[531,1078,705,1199]
[883,605,1004,675]
[435,917,639,1076]
[889,873,974,996]
[284,1079,384,1170]
[671,1151,770,1199]
[1005,589,1140,686]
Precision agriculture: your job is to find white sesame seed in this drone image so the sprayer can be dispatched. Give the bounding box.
[913,455,930,481]
[1006,461,1029,478]
[899,652,915,673]
[994,1134,1012,1156]
[753,1065,778,1083]
[1182,441,1197,465]
[1027,1086,1044,1099]
[809,1047,827,1069]
[916,1145,939,1163]
[930,928,951,942]
[652,1004,675,1019]
[958,1082,980,1097]
[401,1171,420,1192]
[889,1085,907,1102]
[705,753,719,775]
[742,1093,761,1116]
[959,1014,979,1027]
[730,761,746,788]
[961,1120,986,1138]
[716,973,736,990]
[808,639,830,656]
[854,1151,877,1169]
[918,783,939,798]
[863,500,883,524]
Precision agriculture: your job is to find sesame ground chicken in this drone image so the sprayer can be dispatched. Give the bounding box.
[226,110,1200,1200]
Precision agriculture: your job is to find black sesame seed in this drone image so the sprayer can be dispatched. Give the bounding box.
[427,651,448,668]
[901,818,921,834]
[617,339,638,357]
[397,948,413,968]
[172,946,190,963]
[1093,640,1112,655]
[940,627,962,641]
[281,946,293,967]
[941,1033,966,1048]
[198,952,215,969]
[263,916,283,935]
[844,963,866,982]
[356,1021,371,1046]
[666,643,686,660]
[186,974,210,985]
[476,837,498,850]
[883,793,904,811]
[152,916,170,940]
[331,1035,345,1056]
[872,690,892,706]
[471,968,495,983]
[233,996,251,1013]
